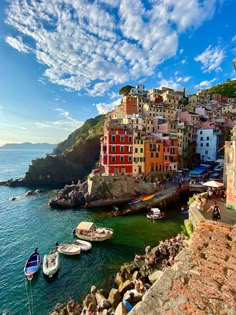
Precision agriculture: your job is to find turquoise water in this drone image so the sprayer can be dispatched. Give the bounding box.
[0,150,185,314]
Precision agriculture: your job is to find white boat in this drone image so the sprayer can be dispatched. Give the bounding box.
[75,221,113,242]
[146,208,165,220]
[43,250,59,278]
[74,239,92,251]
[57,243,81,255]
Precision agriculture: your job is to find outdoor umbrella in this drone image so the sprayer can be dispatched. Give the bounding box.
[202,180,224,188]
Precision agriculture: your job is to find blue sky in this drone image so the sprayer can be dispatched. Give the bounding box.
[0,0,236,145]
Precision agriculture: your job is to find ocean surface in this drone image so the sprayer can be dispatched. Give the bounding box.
[0,149,185,315]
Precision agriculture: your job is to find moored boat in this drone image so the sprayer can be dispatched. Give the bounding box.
[142,194,155,201]
[146,207,165,220]
[57,243,81,255]
[75,221,113,242]
[24,248,40,281]
[74,239,92,251]
[43,250,59,278]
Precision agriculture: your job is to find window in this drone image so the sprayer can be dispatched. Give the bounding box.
[140,148,143,153]
[112,146,116,152]
[128,156,132,162]
[129,136,132,142]
[120,136,124,142]
[206,143,209,147]
[120,156,124,162]
[151,152,154,158]
[200,137,203,141]
[112,136,116,142]
[200,131,202,134]
[200,143,203,147]
[111,156,116,162]
[135,148,138,153]
[120,146,124,152]
[156,153,159,158]
[206,136,209,140]
[205,150,208,154]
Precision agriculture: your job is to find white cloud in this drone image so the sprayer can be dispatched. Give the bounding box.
[194,78,216,90]
[232,35,236,42]
[5,36,31,53]
[194,45,225,73]
[176,76,191,83]
[5,0,222,95]
[96,98,121,114]
[179,49,184,54]
[158,78,182,91]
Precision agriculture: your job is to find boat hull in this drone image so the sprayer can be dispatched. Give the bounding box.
[57,244,81,255]
[74,239,92,251]
[24,251,40,281]
[43,251,59,278]
[76,228,113,242]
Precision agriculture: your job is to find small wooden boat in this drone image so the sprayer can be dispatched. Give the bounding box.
[57,243,81,255]
[24,248,40,281]
[74,239,92,251]
[75,221,113,242]
[128,198,141,205]
[43,250,59,278]
[146,208,165,220]
[142,194,155,201]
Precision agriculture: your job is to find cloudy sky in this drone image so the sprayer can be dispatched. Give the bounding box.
[0,0,236,145]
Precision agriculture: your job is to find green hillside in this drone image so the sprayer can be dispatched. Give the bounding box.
[208,79,236,97]
[53,114,105,154]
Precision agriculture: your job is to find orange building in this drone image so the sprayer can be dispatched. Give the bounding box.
[144,140,164,174]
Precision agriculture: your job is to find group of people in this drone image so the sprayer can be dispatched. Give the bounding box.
[135,234,186,270]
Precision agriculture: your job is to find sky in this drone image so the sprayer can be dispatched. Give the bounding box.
[0,0,236,146]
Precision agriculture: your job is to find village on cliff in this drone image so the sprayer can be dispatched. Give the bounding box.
[49,81,236,315]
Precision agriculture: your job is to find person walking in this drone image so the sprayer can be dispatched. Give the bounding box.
[207,201,221,221]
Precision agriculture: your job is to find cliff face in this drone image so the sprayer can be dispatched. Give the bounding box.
[24,135,101,186]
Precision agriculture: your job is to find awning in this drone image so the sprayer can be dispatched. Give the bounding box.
[76,221,94,231]
[189,166,208,175]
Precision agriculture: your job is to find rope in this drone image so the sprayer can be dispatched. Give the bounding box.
[24,277,32,315]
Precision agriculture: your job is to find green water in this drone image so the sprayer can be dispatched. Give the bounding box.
[0,185,185,314]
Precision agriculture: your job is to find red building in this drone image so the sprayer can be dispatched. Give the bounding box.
[100,122,133,175]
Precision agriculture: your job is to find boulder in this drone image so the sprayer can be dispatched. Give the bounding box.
[91,285,97,294]
[114,272,124,287]
[95,292,111,309]
[108,288,122,310]
[148,270,164,284]
[118,280,133,295]
[114,302,128,315]
[83,293,97,309]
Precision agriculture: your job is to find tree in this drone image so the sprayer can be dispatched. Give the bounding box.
[118,85,133,96]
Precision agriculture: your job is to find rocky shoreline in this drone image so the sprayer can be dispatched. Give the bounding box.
[50,233,187,315]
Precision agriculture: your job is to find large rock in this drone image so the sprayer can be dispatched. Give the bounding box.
[95,292,111,310]
[114,302,128,315]
[148,270,164,284]
[118,280,133,295]
[108,288,122,310]
[83,293,97,309]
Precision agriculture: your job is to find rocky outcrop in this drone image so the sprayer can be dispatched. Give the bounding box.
[50,234,186,315]
[24,135,101,186]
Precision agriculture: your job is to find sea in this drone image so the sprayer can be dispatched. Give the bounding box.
[0,149,185,315]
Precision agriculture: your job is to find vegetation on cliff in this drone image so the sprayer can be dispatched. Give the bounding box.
[52,115,105,155]
[24,115,105,186]
[208,79,236,97]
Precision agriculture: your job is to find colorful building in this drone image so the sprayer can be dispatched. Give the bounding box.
[100,121,133,175]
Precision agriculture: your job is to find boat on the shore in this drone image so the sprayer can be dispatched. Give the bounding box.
[142,194,155,201]
[74,239,92,251]
[57,243,81,255]
[43,250,59,278]
[146,208,165,220]
[24,248,40,281]
[75,221,114,242]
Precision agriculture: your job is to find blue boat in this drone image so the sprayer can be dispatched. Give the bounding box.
[24,248,40,281]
